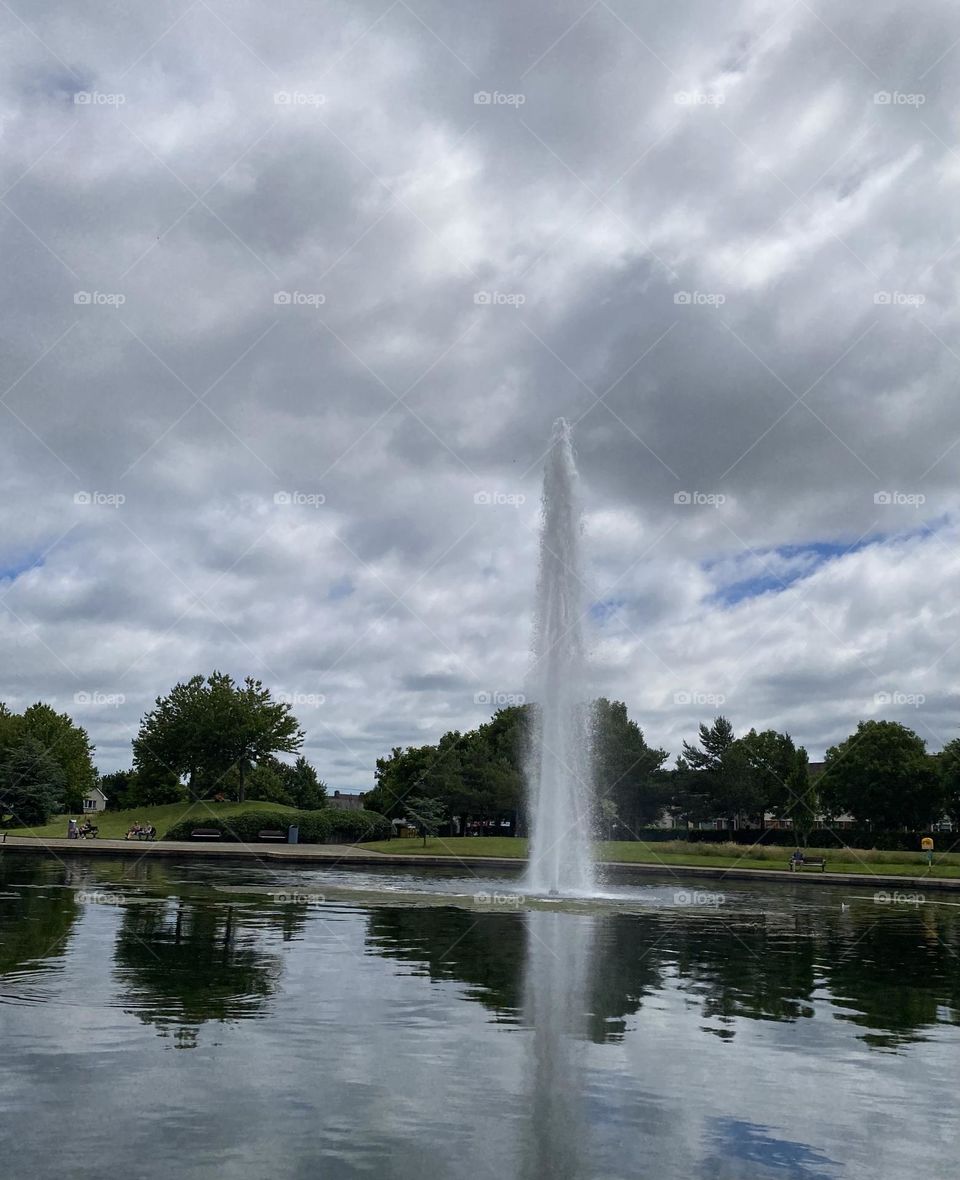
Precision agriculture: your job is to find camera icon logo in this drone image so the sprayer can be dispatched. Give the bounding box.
[873,491,892,504]
[473,491,492,505]
[673,491,691,504]
[874,91,891,104]
[274,491,292,505]
[673,291,692,305]
[274,291,292,305]
[473,291,491,305]
[474,91,492,105]
[73,491,91,505]
[74,291,92,305]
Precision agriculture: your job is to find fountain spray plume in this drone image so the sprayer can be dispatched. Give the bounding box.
[525,418,595,896]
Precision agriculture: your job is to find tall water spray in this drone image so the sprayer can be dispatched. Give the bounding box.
[525,418,595,896]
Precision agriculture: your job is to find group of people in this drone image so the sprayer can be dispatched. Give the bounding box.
[66,818,98,839]
[124,822,157,841]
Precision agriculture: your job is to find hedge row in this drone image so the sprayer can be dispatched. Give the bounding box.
[163,807,391,844]
[623,827,955,851]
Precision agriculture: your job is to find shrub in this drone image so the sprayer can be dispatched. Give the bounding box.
[163,806,391,844]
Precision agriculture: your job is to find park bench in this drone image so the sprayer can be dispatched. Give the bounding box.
[191,829,222,840]
[257,829,287,842]
[789,855,826,872]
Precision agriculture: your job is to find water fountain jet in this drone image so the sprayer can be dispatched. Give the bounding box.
[525,418,595,897]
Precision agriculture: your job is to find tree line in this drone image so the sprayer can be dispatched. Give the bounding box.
[0,672,326,827]
[4,670,960,836]
[366,707,960,838]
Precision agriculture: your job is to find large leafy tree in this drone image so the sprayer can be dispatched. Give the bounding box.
[939,738,960,826]
[0,736,66,827]
[133,672,304,801]
[285,756,327,810]
[593,698,668,832]
[820,721,942,831]
[19,703,96,813]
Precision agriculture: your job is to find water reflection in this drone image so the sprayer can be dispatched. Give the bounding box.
[2,856,960,1179]
[113,900,287,1040]
[0,859,80,983]
[522,911,594,1180]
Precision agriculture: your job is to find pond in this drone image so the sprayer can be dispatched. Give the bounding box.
[1,852,958,1179]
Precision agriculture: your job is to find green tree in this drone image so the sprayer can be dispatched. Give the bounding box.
[939,738,960,826]
[20,703,96,812]
[244,761,292,805]
[285,756,327,810]
[820,721,943,831]
[738,728,801,828]
[678,716,762,827]
[405,795,447,846]
[133,673,304,802]
[784,747,819,845]
[593,698,668,832]
[0,736,66,827]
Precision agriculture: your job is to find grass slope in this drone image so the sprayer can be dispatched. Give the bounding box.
[7,799,296,841]
[360,836,960,878]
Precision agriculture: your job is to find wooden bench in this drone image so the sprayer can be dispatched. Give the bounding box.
[789,855,826,872]
[257,829,287,842]
[191,829,222,840]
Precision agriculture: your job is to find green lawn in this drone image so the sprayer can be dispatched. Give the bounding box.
[6,799,297,841]
[359,836,960,878]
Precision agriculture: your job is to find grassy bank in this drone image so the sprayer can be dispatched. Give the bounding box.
[360,836,960,878]
[6,799,296,842]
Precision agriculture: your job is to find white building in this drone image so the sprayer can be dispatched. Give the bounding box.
[82,787,108,813]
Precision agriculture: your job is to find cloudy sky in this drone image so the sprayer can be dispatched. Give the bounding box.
[2,0,960,789]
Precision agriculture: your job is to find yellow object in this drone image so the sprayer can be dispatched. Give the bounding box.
[921,836,934,851]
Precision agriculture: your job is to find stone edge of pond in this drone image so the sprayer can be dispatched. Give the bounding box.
[3,836,960,893]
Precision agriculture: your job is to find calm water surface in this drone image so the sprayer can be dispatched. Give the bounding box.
[1,853,958,1179]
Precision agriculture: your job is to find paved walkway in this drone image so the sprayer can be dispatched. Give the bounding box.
[3,835,960,892]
